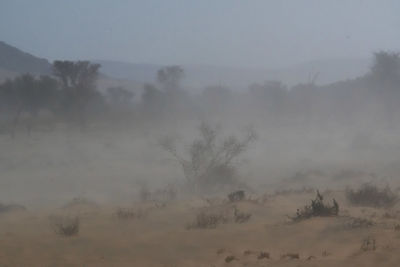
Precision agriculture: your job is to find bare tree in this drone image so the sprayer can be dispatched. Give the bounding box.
[160,122,256,192]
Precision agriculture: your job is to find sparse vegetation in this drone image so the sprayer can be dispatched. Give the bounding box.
[138,184,177,204]
[228,190,245,202]
[233,206,251,223]
[257,251,270,260]
[346,184,398,208]
[281,253,300,260]
[292,191,339,221]
[51,216,80,237]
[186,210,229,229]
[160,122,256,192]
[361,236,376,251]
[187,204,251,229]
[347,217,375,229]
[116,208,146,220]
[225,255,236,263]
[2,3,400,267]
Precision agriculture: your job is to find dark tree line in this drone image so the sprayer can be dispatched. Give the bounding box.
[0,60,103,135]
[1,51,400,136]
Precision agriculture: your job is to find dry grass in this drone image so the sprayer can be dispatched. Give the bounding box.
[186,210,229,229]
[292,191,339,221]
[115,208,146,220]
[346,184,398,208]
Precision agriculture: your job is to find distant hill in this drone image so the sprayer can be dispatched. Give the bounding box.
[0,41,51,75]
[0,40,371,91]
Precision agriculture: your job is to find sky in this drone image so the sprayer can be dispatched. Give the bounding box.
[0,0,399,69]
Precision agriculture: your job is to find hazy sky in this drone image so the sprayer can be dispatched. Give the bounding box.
[1,0,399,68]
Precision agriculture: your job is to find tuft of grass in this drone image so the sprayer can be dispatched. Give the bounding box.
[346,184,398,208]
[292,191,339,222]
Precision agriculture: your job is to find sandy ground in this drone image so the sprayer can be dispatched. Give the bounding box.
[1,128,400,266]
[0,191,399,267]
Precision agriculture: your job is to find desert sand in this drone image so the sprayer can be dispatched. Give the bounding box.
[0,190,399,267]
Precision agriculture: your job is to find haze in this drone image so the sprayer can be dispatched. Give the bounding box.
[1,0,399,68]
[1,1,400,266]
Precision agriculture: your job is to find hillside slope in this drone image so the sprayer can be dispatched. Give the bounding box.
[0,41,51,75]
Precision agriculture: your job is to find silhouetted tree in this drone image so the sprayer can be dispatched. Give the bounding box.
[0,74,59,136]
[157,66,184,93]
[369,51,400,124]
[0,79,17,112]
[52,60,101,128]
[370,51,400,86]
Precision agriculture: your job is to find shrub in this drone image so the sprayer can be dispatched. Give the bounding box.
[233,206,251,223]
[225,255,236,263]
[187,204,251,229]
[292,191,339,221]
[257,251,270,260]
[52,216,80,237]
[186,210,229,229]
[361,236,376,251]
[116,208,145,220]
[160,122,256,192]
[346,184,398,208]
[228,190,245,202]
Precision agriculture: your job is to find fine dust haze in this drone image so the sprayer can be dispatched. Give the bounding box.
[0,1,399,266]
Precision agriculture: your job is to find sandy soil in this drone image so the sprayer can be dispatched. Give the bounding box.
[1,127,400,266]
[0,191,399,267]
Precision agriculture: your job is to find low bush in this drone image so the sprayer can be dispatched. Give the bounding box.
[187,204,251,229]
[346,184,398,208]
[228,190,245,202]
[187,210,229,229]
[292,191,339,221]
[52,216,80,237]
[116,208,145,220]
[233,206,251,223]
[361,236,376,251]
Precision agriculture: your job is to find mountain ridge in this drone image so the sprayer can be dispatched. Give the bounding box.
[0,40,370,89]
